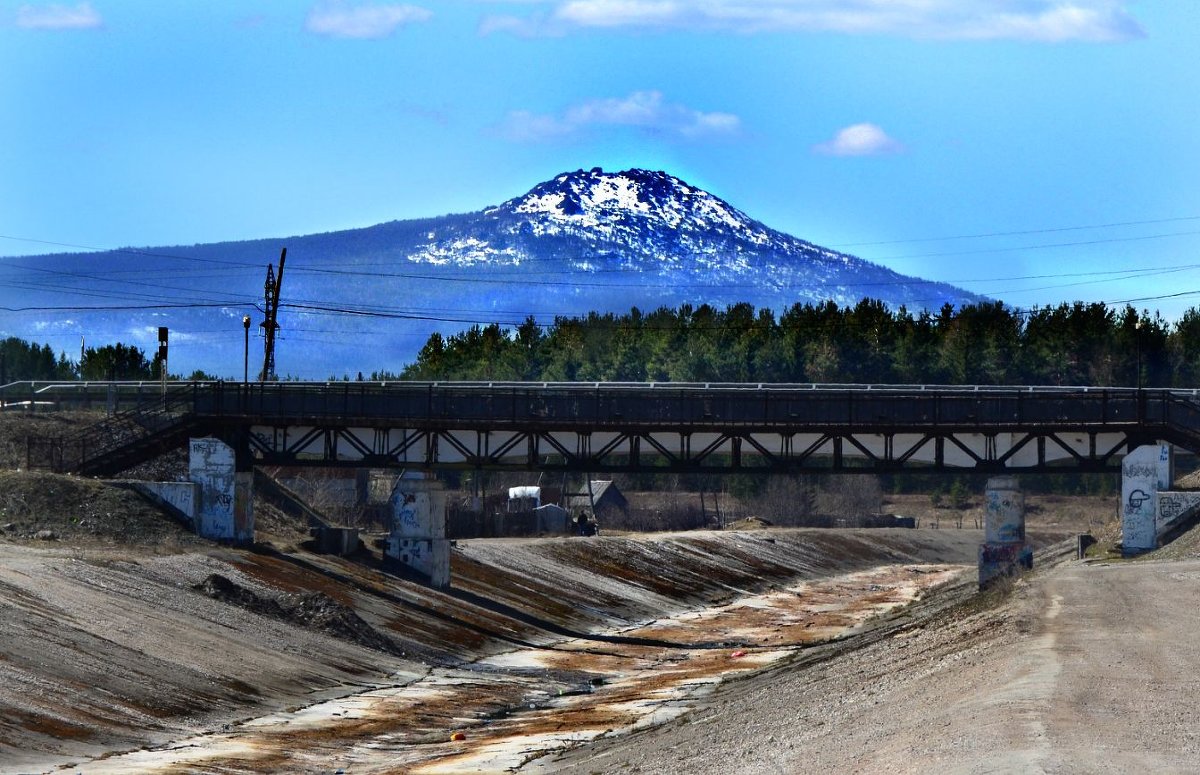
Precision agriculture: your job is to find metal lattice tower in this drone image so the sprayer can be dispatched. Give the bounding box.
[260,247,286,381]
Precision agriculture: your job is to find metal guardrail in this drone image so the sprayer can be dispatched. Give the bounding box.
[7,378,1200,399]
[184,381,1181,432]
[12,380,1200,430]
[20,380,1200,474]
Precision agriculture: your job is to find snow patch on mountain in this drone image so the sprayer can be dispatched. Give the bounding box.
[396,166,980,311]
[505,168,762,242]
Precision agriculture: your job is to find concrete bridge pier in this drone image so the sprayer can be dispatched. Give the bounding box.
[385,474,450,589]
[978,476,1032,588]
[188,437,254,545]
[1121,444,1173,555]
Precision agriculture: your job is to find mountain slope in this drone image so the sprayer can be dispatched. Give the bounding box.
[0,168,983,378]
[389,167,976,309]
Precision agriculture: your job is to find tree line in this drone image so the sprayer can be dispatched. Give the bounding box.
[1,337,166,382]
[7,297,1198,387]
[400,300,1199,388]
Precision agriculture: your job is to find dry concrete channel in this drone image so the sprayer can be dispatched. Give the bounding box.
[0,527,990,774]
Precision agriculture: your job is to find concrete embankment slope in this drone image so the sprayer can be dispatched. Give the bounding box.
[0,527,980,773]
[540,538,1200,775]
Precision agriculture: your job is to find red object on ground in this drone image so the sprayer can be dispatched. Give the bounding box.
[731,650,747,658]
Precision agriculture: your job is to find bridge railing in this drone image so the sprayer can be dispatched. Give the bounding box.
[14,379,1200,438]
[186,381,1175,432]
[22,381,1200,472]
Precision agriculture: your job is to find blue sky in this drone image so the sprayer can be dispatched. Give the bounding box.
[2,0,1199,332]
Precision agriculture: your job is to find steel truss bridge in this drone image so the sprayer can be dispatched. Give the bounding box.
[17,381,1200,477]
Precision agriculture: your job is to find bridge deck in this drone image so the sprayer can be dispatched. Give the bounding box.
[22,381,1200,475]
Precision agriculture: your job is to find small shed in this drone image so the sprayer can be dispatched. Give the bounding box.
[507,486,542,512]
[533,503,570,533]
[565,480,629,521]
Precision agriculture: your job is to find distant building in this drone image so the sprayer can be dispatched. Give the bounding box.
[565,480,629,522]
[507,485,542,512]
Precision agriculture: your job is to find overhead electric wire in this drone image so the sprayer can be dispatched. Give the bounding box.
[0,262,260,304]
[4,224,1200,302]
[833,215,1200,247]
[0,234,268,269]
[3,212,1200,330]
[1106,288,1200,306]
[0,301,239,313]
[861,230,1200,263]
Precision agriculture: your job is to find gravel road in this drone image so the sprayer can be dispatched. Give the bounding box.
[534,554,1200,774]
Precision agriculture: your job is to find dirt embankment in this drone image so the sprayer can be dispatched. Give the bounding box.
[0,471,204,548]
[0,512,982,774]
[0,410,102,471]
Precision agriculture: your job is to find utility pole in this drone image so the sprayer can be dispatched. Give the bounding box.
[260,247,286,381]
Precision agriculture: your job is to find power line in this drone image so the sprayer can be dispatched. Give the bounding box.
[863,230,1200,263]
[4,220,1200,324]
[0,302,239,313]
[0,234,266,269]
[833,215,1200,247]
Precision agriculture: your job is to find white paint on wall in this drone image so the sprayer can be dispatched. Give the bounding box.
[984,476,1024,545]
[1156,491,1200,536]
[188,438,253,544]
[386,537,450,587]
[386,478,449,587]
[1122,444,1172,553]
[389,480,447,539]
[135,482,199,521]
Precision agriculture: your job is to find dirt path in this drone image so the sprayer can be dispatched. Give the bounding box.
[1027,559,1200,772]
[534,554,1200,774]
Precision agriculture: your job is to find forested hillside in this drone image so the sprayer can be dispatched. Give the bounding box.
[399,299,1200,387]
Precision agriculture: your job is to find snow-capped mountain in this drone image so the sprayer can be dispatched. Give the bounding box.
[396,167,976,309]
[0,168,982,378]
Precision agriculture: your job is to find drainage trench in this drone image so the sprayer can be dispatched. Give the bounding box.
[74,563,962,774]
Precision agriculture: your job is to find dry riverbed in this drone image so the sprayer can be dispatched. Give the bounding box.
[0,493,983,774]
[70,563,960,774]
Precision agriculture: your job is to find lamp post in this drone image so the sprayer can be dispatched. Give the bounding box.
[242,315,251,384]
[1135,319,1143,390]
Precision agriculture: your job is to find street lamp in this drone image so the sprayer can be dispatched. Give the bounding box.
[243,315,251,384]
[1135,319,1143,390]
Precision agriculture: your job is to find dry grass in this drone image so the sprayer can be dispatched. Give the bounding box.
[0,470,203,549]
[883,492,1116,535]
[0,409,103,470]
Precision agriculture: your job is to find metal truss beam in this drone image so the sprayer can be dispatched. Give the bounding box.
[41,381,1200,476]
[243,424,1154,474]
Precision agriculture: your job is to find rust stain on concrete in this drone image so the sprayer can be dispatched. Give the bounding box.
[77,562,959,774]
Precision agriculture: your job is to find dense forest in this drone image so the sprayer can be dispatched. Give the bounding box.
[1,337,162,382]
[7,298,1200,388]
[399,300,1200,388]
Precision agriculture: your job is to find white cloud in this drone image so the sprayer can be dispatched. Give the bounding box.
[479,0,1144,42]
[16,2,102,30]
[306,2,432,39]
[133,325,197,344]
[499,90,741,142]
[33,319,78,332]
[813,123,904,157]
